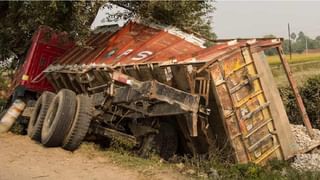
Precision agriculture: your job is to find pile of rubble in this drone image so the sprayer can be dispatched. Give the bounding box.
[291,124,320,171]
[291,153,320,171]
[291,124,320,152]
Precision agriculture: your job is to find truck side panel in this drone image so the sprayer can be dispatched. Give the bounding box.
[8,26,74,97]
[208,46,296,164]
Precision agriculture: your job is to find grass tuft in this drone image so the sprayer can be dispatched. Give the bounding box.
[77,139,320,179]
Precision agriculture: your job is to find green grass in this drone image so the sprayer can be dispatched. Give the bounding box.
[267,53,320,65]
[269,53,320,87]
[77,141,320,180]
[77,142,179,178]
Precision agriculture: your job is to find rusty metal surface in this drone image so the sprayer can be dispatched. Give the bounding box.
[45,21,298,164]
[54,21,205,66]
[277,47,314,138]
[207,48,283,164]
[51,21,283,69]
[57,32,113,65]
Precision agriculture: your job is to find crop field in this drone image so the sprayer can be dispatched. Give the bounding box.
[268,53,320,87]
[267,53,320,65]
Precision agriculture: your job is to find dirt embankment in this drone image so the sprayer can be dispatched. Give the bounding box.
[0,133,184,180]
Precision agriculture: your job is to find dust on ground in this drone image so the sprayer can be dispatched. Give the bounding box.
[0,133,185,180]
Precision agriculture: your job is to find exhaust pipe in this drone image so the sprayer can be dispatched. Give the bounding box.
[0,99,26,133]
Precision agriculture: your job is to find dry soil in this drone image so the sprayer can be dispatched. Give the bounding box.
[0,133,183,180]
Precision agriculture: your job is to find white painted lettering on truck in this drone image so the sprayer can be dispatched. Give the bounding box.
[131,51,153,61]
[116,49,133,59]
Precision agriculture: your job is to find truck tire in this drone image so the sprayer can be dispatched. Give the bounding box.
[155,122,178,160]
[137,122,178,160]
[62,95,93,151]
[41,89,76,147]
[27,91,55,141]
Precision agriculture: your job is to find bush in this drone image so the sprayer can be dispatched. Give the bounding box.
[279,75,320,128]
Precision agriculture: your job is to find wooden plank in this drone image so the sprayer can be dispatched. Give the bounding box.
[251,51,298,160]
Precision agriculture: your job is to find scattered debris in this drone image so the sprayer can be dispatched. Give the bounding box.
[291,124,320,152]
[292,153,320,171]
[291,124,320,171]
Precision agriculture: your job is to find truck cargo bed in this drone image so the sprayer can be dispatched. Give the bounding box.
[43,21,299,164]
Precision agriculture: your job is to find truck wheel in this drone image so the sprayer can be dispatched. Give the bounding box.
[27,91,55,141]
[139,122,178,160]
[62,95,93,151]
[41,89,76,147]
[155,122,178,160]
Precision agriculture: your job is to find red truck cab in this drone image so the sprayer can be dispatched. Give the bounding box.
[7,26,74,103]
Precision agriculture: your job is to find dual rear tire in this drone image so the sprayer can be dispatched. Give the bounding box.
[27,91,55,141]
[41,89,77,147]
[28,90,178,158]
[62,95,93,151]
[27,89,92,151]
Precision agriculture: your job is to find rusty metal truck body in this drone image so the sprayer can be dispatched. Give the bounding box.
[39,21,299,164]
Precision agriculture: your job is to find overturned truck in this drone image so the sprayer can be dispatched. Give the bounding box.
[23,21,302,164]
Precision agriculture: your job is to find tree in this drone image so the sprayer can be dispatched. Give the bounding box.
[281,31,320,54]
[294,31,316,53]
[314,36,320,49]
[0,1,103,66]
[111,1,216,41]
[263,34,277,56]
[0,1,215,68]
[296,31,306,42]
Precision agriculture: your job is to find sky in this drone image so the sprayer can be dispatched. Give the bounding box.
[92,1,320,39]
[212,1,320,39]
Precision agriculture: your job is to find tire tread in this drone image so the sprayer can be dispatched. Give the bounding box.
[62,95,93,151]
[28,91,55,141]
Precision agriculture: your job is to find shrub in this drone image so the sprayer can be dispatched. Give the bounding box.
[279,75,320,128]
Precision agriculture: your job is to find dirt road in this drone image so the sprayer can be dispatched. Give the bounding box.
[0,133,183,180]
